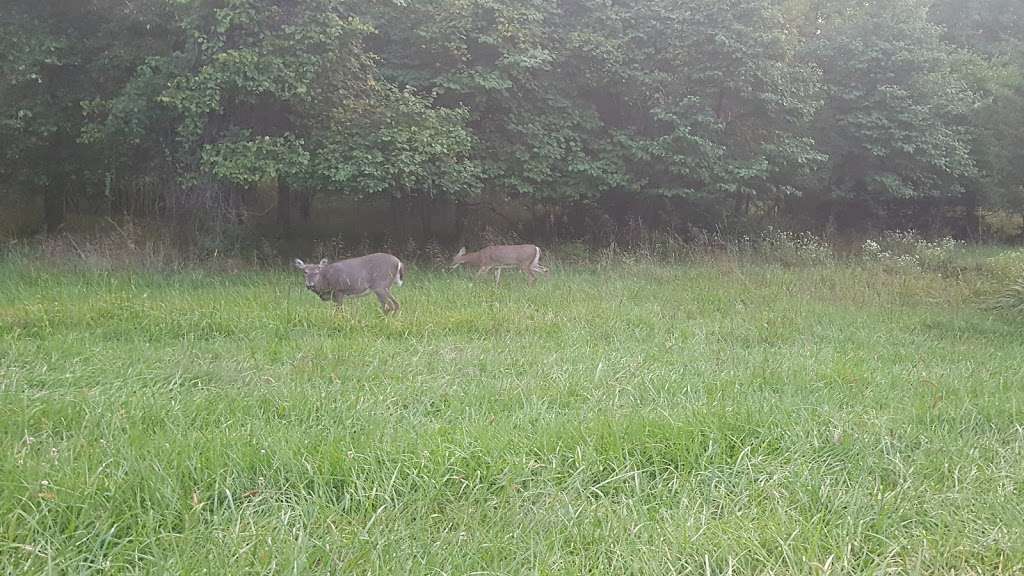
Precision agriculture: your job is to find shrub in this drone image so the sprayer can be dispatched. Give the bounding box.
[983,250,1024,280]
[861,230,964,274]
[754,227,834,265]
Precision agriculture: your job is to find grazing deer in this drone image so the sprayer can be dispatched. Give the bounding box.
[294,253,404,313]
[451,244,548,286]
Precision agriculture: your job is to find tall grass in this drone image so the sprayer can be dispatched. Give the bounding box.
[1,245,1023,574]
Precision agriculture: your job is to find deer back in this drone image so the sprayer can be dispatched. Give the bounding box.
[479,244,539,266]
[321,253,401,295]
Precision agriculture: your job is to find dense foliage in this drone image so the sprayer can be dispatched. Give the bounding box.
[2,0,1022,243]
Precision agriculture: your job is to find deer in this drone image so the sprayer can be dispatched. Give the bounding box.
[451,244,548,286]
[293,253,404,313]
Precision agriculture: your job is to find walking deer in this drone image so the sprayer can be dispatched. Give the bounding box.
[294,253,404,313]
[451,244,548,285]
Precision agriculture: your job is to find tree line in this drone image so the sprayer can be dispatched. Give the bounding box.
[2,0,1023,245]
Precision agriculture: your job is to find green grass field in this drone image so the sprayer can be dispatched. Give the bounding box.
[2,255,1023,574]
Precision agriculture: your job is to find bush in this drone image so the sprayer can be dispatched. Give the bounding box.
[983,250,1024,280]
[752,227,834,266]
[861,230,964,274]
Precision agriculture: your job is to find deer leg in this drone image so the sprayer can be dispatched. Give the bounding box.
[475,266,489,279]
[373,290,393,313]
[385,289,400,313]
[331,292,344,307]
[494,268,502,286]
[522,265,536,286]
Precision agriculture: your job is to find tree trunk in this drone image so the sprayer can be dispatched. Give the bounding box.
[826,201,839,236]
[454,201,467,244]
[417,194,432,242]
[391,195,403,241]
[732,193,746,219]
[233,186,247,225]
[277,176,292,237]
[962,188,980,240]
[299,189,312,224]
[603,190,630,228]
[44,184,65,234]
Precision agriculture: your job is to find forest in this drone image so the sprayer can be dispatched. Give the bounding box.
[2,0,1023,250]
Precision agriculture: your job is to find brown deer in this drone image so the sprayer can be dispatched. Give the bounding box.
[451,244,548,286]
[294,253,404,313]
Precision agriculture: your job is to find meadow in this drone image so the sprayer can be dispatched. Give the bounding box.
[2,245,1024,574]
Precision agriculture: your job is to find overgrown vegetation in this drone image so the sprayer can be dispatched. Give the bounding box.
[2,244,1023,573]
[2,0,1023,244]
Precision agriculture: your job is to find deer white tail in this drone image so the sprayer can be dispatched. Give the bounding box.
[530,246,548,272]
[395,260,404,286]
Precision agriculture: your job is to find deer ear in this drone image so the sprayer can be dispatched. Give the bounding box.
[318,258,328,266]
[456,247,466,256]
[293,258,305,269]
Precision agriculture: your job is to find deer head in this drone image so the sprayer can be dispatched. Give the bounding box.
[293,258,329,290]
[450,247,467,269]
